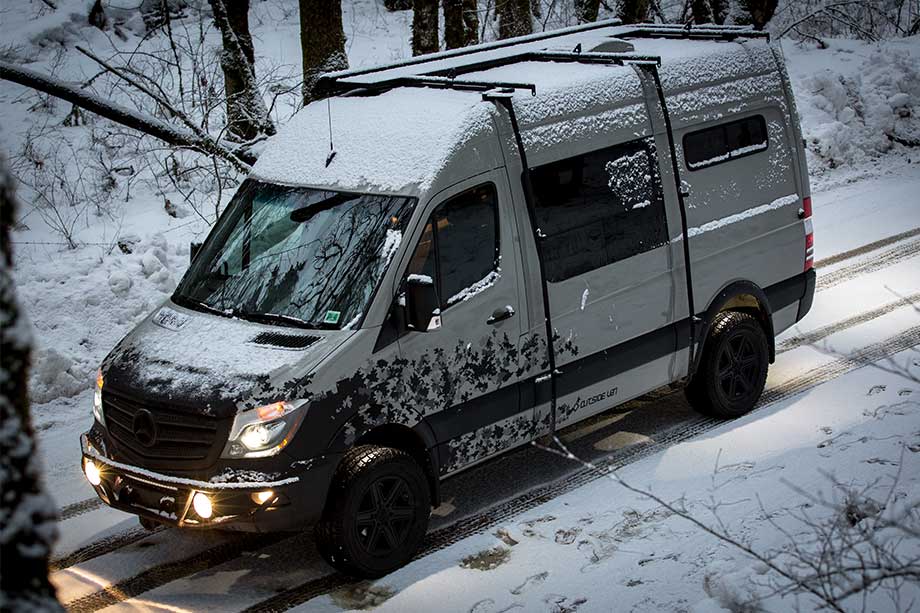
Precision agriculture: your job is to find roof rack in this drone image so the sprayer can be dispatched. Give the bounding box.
[622,23,770,41]
[317,52,661,97]
[315,22,767,97]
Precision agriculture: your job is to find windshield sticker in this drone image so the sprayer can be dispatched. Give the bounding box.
[323,310,341,325]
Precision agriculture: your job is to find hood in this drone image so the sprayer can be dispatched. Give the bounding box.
[101,301,351,419]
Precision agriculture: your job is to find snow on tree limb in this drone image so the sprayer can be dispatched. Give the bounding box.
[0,60,254,172]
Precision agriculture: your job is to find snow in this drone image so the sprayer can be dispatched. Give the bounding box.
[447,270,501,305]
[675,193,799,240]
[1,4,920,610]
[251,88,494,194]
[687,141,769,169]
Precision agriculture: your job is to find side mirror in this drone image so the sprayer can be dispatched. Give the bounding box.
[190,242,203,264]
[405,274,440,332]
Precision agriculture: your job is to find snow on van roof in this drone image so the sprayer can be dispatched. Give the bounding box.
[251,88,493,194]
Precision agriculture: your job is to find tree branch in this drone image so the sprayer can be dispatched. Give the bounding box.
[0,60,253,172]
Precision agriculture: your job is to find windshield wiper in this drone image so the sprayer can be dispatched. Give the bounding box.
[172,294,232,318]
[231,309,314,330]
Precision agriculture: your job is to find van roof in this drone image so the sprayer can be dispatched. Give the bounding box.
[251,21,779,195]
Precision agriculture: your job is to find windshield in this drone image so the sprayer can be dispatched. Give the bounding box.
[174,180,415,329]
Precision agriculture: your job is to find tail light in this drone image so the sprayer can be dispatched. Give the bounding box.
[802,196,814,271]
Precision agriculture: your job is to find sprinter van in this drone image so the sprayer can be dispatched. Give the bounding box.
[81,20,815,577]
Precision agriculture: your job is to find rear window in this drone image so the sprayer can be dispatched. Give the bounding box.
[683,115,768,170]
[530,136,668,282]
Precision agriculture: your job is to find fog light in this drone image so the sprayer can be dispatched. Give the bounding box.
[192,492,212,519]
[84,459,102,486]
[252,490,274,505]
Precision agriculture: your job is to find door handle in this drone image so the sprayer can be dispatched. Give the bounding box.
[487,305,515,325]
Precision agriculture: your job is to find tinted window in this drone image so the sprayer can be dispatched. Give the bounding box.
[407,184,499,307]
[683,115,768,170]
[531,137,668,283]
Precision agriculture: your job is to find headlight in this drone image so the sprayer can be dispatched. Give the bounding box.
[222,400,306,459]
[93,368,105,427]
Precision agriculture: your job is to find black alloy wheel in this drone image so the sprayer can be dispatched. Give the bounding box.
[354,474,417,558]
[315,445,430,578]
[686,310,769,419]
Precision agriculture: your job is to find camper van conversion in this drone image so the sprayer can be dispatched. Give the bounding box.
[81,20,815,578]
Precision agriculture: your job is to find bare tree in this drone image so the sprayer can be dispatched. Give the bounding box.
[300,0,349,106]
[0,153,63,612]
[733,0,779,30]
[413,0,440,55]
[618,0,652,23]
[444,0,480,48]
[499,0,534,38]
[575,0,603,23]
[208,0,274,141]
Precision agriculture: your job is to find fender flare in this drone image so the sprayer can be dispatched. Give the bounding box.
[692,280,776,376]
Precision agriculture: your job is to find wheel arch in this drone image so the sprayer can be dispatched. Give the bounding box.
[352,422,441,508]
[694,280,776,375]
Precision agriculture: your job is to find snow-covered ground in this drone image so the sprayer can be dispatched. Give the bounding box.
[2,1,920,611]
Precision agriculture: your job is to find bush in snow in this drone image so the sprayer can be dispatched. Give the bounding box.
[797,43,920,172]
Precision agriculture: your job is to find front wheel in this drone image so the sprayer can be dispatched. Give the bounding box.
[315,445,430,578]
[685,311,769,419]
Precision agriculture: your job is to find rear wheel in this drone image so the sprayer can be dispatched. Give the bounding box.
[686,311,769,419]
[315,445,430,578]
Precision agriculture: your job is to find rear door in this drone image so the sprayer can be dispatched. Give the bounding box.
[530,131,681,429]
[395,172,531,476]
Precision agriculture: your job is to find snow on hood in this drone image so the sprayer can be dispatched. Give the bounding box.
[101,303,348,417]
[251,88,494,195]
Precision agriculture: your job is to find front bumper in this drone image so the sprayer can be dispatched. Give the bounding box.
[80,432,337,532]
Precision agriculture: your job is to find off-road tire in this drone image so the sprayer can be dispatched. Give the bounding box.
[314,445,430,578]
[686,311,769,419]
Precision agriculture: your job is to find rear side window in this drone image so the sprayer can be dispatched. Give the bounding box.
[683,115,768,170]
[531,136,668,283]
[407,184,499,307]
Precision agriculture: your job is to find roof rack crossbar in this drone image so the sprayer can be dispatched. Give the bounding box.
[622,24,770,41]
[422,51,661,79]
[329,75,537,97]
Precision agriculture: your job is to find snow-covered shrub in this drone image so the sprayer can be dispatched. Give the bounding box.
[796,41,920,172]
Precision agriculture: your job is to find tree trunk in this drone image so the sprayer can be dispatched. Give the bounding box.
[412,0,439,55]
[691,0,712,23]
[208,0,274,142]
[618,0,651,24]
[444,0,479,49]
[498,0,533,39]
[710,0,728,24]
[734,0,778,29]
[0,153,64,613]
[300,0,349,105]
[575,0,602,23]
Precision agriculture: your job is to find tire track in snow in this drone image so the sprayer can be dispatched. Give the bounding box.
[817,235,920,291]
[50,525,165,571]
[59,497,103,521]
[62,532,290,613]
[243,325,920,612]
[777,292,920,354]
[814,226,920,269]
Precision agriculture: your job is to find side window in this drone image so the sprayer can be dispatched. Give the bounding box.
[531,136,668,283]
[407,184,499,308]
[683,115,768,170]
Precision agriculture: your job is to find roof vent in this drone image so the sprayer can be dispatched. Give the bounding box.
[250,332,321,350]
[590,39,635,53]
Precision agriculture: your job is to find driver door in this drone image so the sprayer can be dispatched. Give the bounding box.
[396,172,529,477]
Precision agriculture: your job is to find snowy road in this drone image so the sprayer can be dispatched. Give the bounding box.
[43,169,920,612]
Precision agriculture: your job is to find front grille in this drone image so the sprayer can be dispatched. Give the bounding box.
[103,390,226,471]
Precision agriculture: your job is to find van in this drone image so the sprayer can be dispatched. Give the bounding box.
[81,19,816,578]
